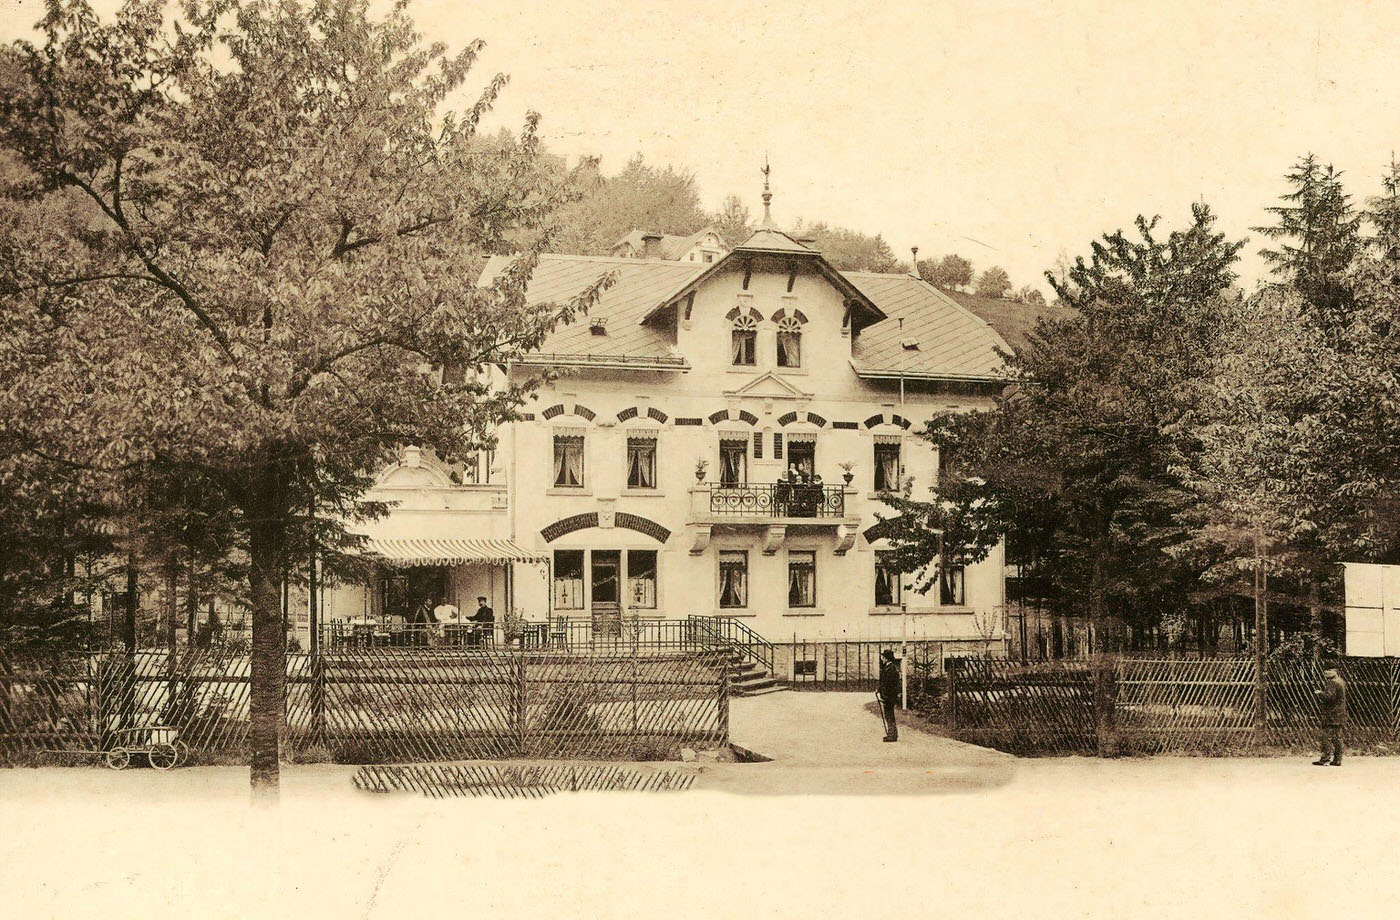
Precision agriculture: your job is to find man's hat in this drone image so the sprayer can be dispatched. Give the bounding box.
[880,649,896,660]
[477,596,487,602]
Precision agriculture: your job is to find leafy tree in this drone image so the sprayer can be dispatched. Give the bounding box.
[552,154,709,254]
[883,205,1243,648]
[1366,156,1400,254]
[921,254,974,291]
[1,0,600,795]
[975,265,1013,299]
[1254,154,1363,327]
[711,194,753,246]
[1014,285,1047,307]
[789,220,903,272]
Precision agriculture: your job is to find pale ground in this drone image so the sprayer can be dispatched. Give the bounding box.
[2,691,1398,920]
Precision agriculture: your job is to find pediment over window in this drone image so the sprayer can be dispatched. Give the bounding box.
[723,371,813,401]
[375,446,455,489]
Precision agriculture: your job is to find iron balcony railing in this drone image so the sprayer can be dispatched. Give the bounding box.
[705,481,845,518]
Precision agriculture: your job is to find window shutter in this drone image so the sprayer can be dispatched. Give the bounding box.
[753,432,763,459]
[773,432,783,460]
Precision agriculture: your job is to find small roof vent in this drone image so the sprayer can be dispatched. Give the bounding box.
[589,316,609,335]
[900,337,921,351]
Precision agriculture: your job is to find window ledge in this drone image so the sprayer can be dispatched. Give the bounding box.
[546,488,592,497]
[782,609,825,617]
[714,609,756,618]
[621,489,665,498]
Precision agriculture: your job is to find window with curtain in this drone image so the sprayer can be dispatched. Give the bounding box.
[719,439,747,486]
[939,562,966,606]
[776,316,802,368]
[788,551,816,608]
[626,437,657,489]
[719,551,748,608]
[628,550,657,609]
[874,442,902,491]
[554,550,585,610]
[731,314,757,365]
[553,434,584,488]
[874,551,902,607]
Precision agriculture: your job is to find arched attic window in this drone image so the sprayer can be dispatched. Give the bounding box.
[731,312,758,366]
[774,309,807,368]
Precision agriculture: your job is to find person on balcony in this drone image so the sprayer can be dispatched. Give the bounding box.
[470,596,494,647]
[432,599,459,647]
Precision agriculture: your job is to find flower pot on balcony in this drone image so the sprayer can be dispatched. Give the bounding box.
[842,472,854,485]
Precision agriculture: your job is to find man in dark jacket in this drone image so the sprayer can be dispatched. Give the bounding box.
[877,649,901,742]
[1313,664,1347,766]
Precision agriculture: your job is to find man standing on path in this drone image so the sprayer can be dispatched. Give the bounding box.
[877,649,901,742]
[1313,663,1347,766]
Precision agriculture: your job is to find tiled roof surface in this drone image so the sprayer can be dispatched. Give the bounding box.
[481,254,701,359]
[733,227,814,254]
[844,273,1011,379]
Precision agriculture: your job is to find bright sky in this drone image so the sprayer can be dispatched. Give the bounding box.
[6,0,1400,292]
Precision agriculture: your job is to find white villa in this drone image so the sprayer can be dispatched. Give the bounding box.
[318,179,1013,657]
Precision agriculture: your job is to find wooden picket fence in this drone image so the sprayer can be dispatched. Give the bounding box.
[777,639,1004,691]
[946,655,1400,756]
[0,643,727,766]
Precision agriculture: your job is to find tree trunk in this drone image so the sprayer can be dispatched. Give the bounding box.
[186,542,199,639]
[248,519,286,800]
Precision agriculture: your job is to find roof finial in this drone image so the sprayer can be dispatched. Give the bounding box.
[760,154,777,230]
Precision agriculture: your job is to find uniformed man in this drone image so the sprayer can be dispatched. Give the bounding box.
[1313,664,1347,766]
[877,649,901,742]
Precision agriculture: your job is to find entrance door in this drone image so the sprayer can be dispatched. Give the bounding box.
[591,550,621,639]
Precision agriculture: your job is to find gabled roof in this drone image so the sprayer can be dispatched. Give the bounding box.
[480,254,702,366]
[612,226,727,261]
[478,255,1010,381]
[844,272,1012,381]
[637,226,886,326]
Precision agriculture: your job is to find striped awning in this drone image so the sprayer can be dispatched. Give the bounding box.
[363,538,548,567]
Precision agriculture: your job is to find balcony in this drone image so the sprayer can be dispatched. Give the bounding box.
[701,482,846,518]
[687,481,860,556]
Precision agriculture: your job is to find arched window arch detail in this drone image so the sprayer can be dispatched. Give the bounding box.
[541,404,598,423]
[615,406,670,424]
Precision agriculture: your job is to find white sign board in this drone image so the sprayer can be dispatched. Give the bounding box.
[1343,562,1400,656]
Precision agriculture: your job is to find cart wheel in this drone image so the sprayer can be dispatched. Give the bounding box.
[174,741,191,766]
[148,743,179,771]
[105,748,131,771]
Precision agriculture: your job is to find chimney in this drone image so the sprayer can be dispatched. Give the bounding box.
[641,232,663,260]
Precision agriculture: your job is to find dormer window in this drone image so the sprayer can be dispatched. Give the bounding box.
[731,313,758,366]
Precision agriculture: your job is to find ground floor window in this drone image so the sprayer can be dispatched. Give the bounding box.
[554,550,585,609]
[939,562,965,606]
[788,551,816,608]
[719,551,748,608]
[628,550,657,609]
[874,551,902,607]
[793,658,817,677]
